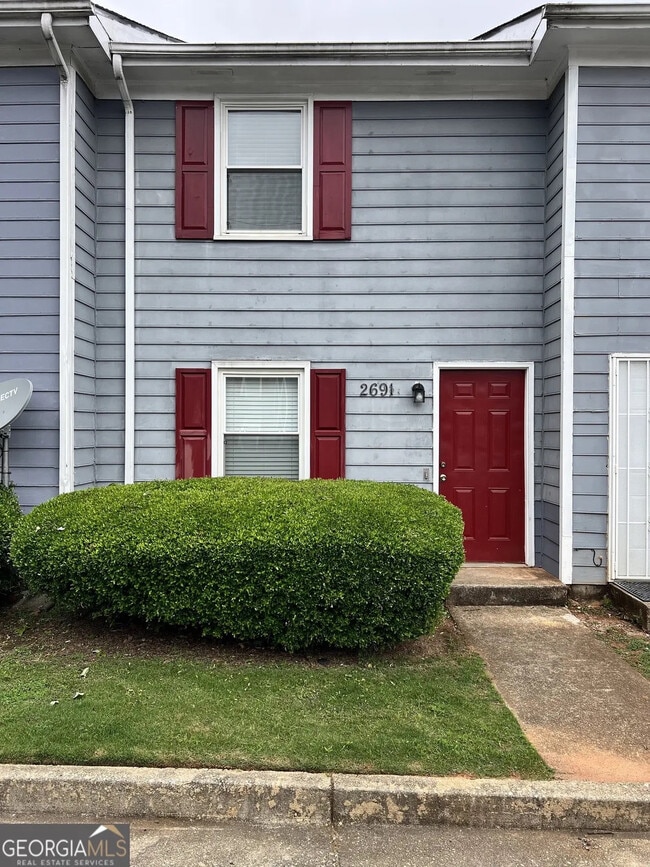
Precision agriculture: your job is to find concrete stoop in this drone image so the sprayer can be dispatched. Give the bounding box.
[448,566,567,607]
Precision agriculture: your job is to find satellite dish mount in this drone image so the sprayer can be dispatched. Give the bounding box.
[0,379,33,487]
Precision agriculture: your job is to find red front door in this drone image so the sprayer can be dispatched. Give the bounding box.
[439,369,526,563]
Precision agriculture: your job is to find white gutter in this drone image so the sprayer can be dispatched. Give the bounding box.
[42,12,75,494]
[113,54,135,485]
[110,41,533,66]
[0,1,92,18]
[545,3,650,24]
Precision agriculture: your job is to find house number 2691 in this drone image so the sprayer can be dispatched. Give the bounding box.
[360,382,394,397]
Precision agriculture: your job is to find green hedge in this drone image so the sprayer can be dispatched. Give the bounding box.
[0,484,22,597]
[10,478,464,650]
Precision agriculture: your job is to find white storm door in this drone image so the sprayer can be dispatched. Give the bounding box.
[612,356,650,581]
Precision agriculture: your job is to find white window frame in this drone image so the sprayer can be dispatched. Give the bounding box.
[215,100,313,241]
[212,360,311,478]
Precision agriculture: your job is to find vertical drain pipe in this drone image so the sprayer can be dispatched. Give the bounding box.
[112,55,135,485]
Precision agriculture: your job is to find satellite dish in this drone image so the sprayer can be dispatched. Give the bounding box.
[0,378,32,487]
[0,378,33,431]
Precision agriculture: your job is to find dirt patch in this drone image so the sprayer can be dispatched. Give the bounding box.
[0,602,464,667]
[567,597,650,678]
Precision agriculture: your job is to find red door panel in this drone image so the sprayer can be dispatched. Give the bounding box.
[439,369,525,563]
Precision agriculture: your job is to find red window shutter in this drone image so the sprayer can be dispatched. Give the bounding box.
[175,101,214,239]
[310,369,346,479]
[175,368,211,479]
[313,102,352,241]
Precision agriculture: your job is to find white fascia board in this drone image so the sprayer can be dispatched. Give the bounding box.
[570,49,650,66]
[111,83,550,102]
[89,11,111,59]
[558,62,579,585]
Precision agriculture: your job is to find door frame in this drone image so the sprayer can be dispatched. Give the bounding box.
[433,361,535,567]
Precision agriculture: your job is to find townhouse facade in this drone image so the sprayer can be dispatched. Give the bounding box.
[2,2,650,589]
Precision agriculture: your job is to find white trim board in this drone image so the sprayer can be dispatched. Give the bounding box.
[433,361,536,568]
[59,67,76,494]
[120,76,135,485]
[558,62,579,585]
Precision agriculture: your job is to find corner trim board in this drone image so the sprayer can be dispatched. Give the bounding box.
[59,68,76,494]
[559,62,578,585]
[113,55,135,484]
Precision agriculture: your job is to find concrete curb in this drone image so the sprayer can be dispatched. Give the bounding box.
[1,765,648,832]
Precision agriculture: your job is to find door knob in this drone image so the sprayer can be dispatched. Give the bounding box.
[440,474,447,482]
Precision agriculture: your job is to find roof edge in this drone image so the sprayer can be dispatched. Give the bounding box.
[93,3,183,44]
[474,5,544,41]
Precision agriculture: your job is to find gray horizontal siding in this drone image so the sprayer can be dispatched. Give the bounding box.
[95,101,125,485]
[0,67,59,509]
[75,76,97,489]
[540,77,564,577]
[132,99,546,499]
[573,66,650,584]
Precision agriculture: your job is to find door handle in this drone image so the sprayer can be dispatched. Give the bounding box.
[440,474,447,482]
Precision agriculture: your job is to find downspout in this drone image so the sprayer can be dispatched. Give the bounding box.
[42,13,75,493]
[41,13,69,81]
[112,55,135,485]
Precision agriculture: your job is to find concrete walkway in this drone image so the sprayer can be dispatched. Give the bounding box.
[449,605,650,783]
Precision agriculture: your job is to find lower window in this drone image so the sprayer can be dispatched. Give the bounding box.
[213,362,310,479]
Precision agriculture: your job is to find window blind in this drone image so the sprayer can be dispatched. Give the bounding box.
[228,110,302,167]
[225,376,298,432]
[227,171,302,230]
[224,434,299,478]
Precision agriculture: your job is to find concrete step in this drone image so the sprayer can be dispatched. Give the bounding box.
[448,566,567,607]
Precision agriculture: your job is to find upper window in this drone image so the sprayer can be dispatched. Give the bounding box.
[219,103,309,240]
[175,100,351,242]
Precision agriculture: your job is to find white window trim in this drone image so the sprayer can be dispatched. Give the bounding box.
[215,99,313,241]
[432,361,536,568]
[211,360,311,478]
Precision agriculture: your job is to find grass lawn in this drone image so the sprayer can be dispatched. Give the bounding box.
[0,610,551,779]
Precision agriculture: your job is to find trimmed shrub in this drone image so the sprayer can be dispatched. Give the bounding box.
[0,484,22,597]
[10,477,464,650]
